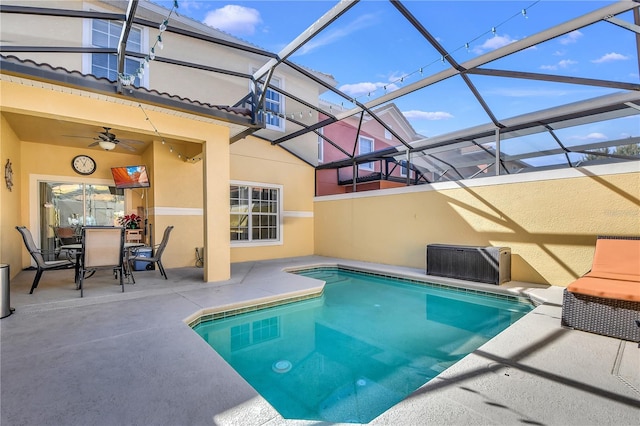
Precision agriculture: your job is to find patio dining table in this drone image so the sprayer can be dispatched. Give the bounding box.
[60,242,145,286]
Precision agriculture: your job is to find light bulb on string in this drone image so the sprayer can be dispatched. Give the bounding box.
[465,43,470,52]
[157,35,163,49]
[522,9,528,18]
[149,47,156,60]
[491,27,497,36]
[159,19,168,32]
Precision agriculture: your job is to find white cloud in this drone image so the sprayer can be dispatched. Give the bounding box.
[558,59,577,68]
[339,72,404,98]
[553,50,566,56]
[541,59,578,71]
[472,34,516,54]
[402,110,454,120]
[296,13,378,55]
[339,82,388,97]
[591,52,629,64]
[203,5,261,36]
[559,30,583,45]
[568,132,607,140]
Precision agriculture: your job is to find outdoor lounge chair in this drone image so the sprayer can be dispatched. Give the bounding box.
[79,226,125,297]
[561,236,640,342]
[16,226,75,294]
[128,225,173,283]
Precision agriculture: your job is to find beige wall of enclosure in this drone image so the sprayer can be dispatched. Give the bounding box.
[229,137,315,263]
[314,163,640,286]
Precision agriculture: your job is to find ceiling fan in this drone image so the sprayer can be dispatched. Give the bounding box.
[66,127,145,151]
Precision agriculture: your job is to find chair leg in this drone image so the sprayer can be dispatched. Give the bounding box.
[79,272,84,298]
[30,268,44,294]
[157,261,167,279]
[119,266,125,293]
[128,260,136,284]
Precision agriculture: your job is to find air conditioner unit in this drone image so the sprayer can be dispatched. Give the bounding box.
[426,244,511,285]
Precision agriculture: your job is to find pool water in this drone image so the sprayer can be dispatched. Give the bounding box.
[192,267,533,423]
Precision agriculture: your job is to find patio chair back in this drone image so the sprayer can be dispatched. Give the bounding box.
[79,226,125,297]
[128,225,173,281]
[16,226,46,267]
[154,225,174,263]
[53,226,79,245]
[16,226,75,294]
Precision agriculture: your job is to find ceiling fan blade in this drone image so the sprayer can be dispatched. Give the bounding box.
[119,139,145,145]
[88,141,99,147]
[117,142,138,151]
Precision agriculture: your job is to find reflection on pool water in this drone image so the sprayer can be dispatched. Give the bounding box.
[192,267,533,423]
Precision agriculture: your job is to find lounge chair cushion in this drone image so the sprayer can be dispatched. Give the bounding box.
[567,277,640,302]
[589,238,640,277]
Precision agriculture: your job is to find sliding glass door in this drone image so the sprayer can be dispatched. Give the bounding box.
[40,182,124,259]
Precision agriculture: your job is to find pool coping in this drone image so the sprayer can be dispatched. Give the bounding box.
[185,262,540,329]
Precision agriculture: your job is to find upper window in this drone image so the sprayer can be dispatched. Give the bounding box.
[90,19,144,85]
[230,183,281,244]
[358,136,374,171]
[264,77,284,131]
[400,159,408,177]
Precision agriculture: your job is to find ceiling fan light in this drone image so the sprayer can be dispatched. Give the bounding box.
[98,141,116,151]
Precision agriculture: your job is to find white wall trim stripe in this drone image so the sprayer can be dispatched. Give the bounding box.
[283,211,314,218]
[151,207,203,216]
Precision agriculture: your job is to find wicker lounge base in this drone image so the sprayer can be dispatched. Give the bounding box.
[561,289,640,342]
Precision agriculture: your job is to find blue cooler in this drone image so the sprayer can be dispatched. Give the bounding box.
[133,247,154,271]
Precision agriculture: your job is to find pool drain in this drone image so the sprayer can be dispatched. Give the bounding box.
[272,360,292,373]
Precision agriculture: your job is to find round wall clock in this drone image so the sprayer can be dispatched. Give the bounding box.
[72,155,97,175]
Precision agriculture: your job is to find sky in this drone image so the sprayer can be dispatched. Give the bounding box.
[151,0,638,144]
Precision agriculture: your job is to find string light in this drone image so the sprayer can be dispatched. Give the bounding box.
[138,104,196,162]
[299,0,540,108]
[119,1,178,86]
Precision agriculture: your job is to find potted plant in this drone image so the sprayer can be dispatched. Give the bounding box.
[118,213,141,229]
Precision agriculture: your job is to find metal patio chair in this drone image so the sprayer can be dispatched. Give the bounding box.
[128,225,174,283]
[16,226,75,294]
[79,226,125,297]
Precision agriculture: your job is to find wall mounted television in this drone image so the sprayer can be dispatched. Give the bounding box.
[111,165,150,189]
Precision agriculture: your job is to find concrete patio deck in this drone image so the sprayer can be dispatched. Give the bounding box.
[1,256,638,425]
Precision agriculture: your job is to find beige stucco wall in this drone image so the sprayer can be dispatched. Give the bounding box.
[0,78,230,281]
[314,165,640,287]
[229,137,315,263]
[0,115,22,274]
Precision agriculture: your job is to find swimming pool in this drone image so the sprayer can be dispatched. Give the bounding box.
[192,267,533,423]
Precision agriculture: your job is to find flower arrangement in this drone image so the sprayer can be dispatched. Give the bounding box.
[119,213,141,229]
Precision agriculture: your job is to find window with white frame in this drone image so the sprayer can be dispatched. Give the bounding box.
[263,77,284,131]
[358,136,374,171]
[90,19,144,84]
[384,127,392,140]
[317,127,324,163]
[230,184,280,242]
[400,159,408,177]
